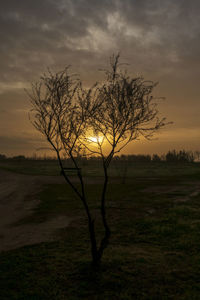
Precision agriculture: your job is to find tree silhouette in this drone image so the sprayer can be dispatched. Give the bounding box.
[28,54,167,269]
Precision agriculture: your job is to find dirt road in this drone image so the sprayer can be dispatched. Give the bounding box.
[0,169,72,252]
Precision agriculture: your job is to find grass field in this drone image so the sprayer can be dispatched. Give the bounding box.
[1,160,200,299]
[0,159,200,178]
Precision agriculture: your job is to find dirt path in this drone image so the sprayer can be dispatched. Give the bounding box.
[0,170,73,252]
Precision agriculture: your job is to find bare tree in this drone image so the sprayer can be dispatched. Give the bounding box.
[27,55,167,269]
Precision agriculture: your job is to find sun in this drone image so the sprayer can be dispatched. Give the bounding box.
[87,136,103,143]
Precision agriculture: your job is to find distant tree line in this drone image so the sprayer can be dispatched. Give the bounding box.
[115,150,197,163]
[0,154,56,161]
[0,150,200,162]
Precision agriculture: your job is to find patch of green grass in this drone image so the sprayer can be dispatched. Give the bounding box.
[2,174,200,299]
[1,224,200,299]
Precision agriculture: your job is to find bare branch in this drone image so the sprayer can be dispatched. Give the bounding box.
[27,54,169,268]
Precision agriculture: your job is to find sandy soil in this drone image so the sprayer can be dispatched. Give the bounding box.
[0,169,73,252]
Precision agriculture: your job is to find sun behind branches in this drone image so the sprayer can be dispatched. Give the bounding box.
[87,136,103,143]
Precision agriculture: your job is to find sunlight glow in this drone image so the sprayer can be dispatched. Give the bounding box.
[87,136,103,143]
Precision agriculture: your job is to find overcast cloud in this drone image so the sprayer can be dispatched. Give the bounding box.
[0,0,200,155]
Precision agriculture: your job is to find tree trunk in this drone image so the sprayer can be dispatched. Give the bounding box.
[97,162,111,263]
[88,219,100,268]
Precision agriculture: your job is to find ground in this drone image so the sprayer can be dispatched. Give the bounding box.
[1,162,200,299]
[0,169,71,252]
[1,165,200,252]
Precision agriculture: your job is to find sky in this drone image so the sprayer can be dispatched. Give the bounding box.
[0,0,200,157]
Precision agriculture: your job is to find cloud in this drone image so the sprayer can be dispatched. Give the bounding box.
[0,0,200,82]
[0,134,45,150]
[0,0,200,154]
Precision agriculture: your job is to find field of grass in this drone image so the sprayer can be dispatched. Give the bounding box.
[1,161,200,299]
[0,159,200,179]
